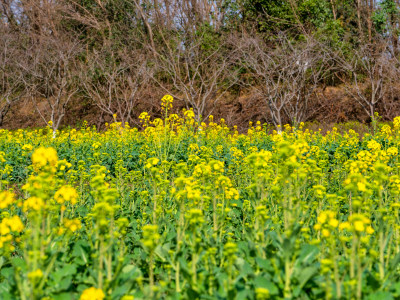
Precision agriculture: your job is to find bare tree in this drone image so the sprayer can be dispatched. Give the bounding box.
[335,42,395,120]
[0,26,26,126]
[0,0,20,29]
[240,34,332,130]
[282,39,332,124]
[80,46,152,126]
[153,29,238,121]
[21,33,82,137]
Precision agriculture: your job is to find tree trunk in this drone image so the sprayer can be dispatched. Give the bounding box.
[330,0,337,20]
[357,0,364,40]
[367,0,373,44]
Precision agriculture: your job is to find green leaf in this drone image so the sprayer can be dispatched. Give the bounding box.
[53,264,77,281]
[111,283,130,299]
[71,241,90,266]
[236,257,254,276]
[0,257,4,269]
[122,264,136,274]
[389,252,400,272]
[254,276,279,295]
[298,244,319,265]
[0,282,11,294]
[366,291,394,300]
[365,271,380,291]
[10,257,26,271]
[52,292,74,300]
[391,282,400,296]
[58,276,73,290]
[0,291,13,300]
[255,257,272,271]
[154,244,168,262]
[0,267,14,281]
[297,266,318,290]
[236,289,253,300]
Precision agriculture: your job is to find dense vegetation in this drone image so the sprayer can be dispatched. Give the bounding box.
[1,0,400,131]
[2,98,400,299]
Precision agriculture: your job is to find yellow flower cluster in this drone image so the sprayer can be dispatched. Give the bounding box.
[184,108,195,119]
[314,210,339,238]
[22,144,33,152]
[223,241,238,263]
[340,214,374,234]
[27,269,43,281]
[54,185,79,205]
[23,196,44,212]
[255,287,270,300]
[161,94,174,110]
[0,215,24,249]
[64,218,81,232]
[31,147,58,169]
[394,116,400,130]
[185,208,204,226]
[0,215,24,234]
[141,224,160,252]
[0,191,14,209]
[79,287,105,300]
[145,157,159,169]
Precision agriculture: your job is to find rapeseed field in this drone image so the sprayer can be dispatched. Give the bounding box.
[1,96,400,299]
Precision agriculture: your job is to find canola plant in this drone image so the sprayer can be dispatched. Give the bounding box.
[1,96,400,299]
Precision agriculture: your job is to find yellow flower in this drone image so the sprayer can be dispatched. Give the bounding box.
[23,196,44,212]
[0,151,6,163]
[354,221,365,232]
[339,222,350,230]
[145,157,159,169]
[161,94,174,110]
[22,144,33,151]
[0,221,10,235]
[255,287,270,300]
[329,218,339,228]
[141,224,160,251]
[366,226,374,234]
[357,182,366,192]
[138,112,148,120]
[0,234,12,248]
[6,216,24,232]
[80,287,105,300]
[185,208,204,226]
[184,109,195,119]
[0,191,15,209]
[32,147,58,168]
[64,218,82,232]
[317,212,327,224]
[388,147,398,157]
[54,186,79,205]
[28,269,43,280]
[313,223,321,230]
[224,241,238,256]
[322,229,330,238]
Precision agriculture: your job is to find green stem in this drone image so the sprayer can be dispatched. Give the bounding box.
[98,235,104,290]
[379,230,385,281]
[284,257,292,299]
[149,253,154,297]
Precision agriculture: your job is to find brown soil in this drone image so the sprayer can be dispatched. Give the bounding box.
[2,85,399,132]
